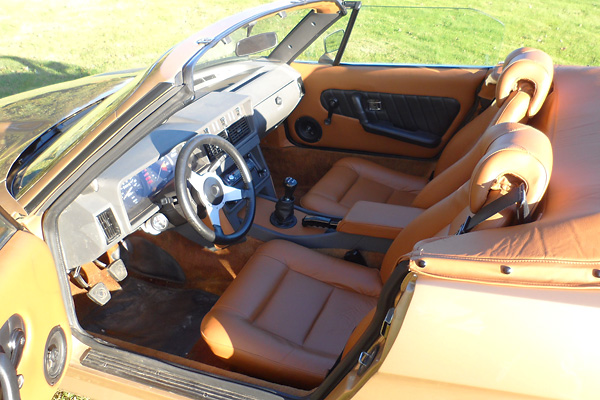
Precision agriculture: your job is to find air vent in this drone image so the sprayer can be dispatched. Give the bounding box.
[96,208,121,244]
[227,117,250,144]
[204,131,228,161]
[203,118,251,161]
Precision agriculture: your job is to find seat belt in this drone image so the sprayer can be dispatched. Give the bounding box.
[456,183,529,235]
[455,66,499,132]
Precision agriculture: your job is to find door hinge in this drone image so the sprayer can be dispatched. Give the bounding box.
[380,307,395,337]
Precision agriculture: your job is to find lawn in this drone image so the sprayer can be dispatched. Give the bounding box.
[2,0,598,399]
[1,0,598,99]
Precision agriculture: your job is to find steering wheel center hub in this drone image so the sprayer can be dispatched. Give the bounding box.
[204,177,224,205]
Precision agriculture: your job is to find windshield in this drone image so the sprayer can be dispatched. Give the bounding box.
[11,71,147,198]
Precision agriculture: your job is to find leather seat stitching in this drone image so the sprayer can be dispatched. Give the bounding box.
[336,166,360,203]
[301,286,335,347]
[254,252,381,295]
[248,265,289,323]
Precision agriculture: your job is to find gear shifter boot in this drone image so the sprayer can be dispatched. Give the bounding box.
[270,177,298,228]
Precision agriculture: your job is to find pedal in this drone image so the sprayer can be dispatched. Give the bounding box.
[344,249,367,266]
[106,259,128,282]
[87,283,111,306]
[70,266,90,289]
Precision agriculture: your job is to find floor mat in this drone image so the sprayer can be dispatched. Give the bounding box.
[78,277,219,357]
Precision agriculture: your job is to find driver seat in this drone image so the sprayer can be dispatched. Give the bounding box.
[201,123,553,388]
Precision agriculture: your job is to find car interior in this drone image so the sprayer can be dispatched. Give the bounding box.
[26,1,597,394]
[48,40,562,396]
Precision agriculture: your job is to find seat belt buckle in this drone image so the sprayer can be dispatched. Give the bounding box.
[456,215,472,235]
[515,184,530,224]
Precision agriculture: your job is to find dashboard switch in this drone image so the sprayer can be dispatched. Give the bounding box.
[143,213,170,235]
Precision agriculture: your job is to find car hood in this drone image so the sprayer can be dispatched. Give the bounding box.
[0,70,141,182]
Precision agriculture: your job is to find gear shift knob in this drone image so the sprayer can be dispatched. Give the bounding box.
[270,177,298,228]
[283,177,297,201]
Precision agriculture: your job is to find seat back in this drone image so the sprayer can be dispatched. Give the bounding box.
[380,122,553,282]
[413,48,554,209]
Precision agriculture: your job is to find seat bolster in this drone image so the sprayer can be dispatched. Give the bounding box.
[490,90,531,126]
[381,185,470,282]
[432,104,498,178]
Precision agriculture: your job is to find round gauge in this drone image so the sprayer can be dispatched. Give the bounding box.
[156,151,177,181]
[120,175,145,208]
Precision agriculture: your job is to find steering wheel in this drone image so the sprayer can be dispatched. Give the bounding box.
[174,135,255,245]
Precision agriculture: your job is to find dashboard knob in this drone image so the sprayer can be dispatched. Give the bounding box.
[150,213,169,232]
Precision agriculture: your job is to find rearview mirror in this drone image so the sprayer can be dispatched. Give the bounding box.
[236,32,278,57]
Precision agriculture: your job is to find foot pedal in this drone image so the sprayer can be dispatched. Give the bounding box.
[87,283,111,306]
[344,249,367,266]
[106,259,127,282]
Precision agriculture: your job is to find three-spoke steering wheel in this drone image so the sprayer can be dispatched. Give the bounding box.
[174,135,255,245]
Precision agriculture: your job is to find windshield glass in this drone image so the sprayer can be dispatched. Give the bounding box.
[12,71,146,198]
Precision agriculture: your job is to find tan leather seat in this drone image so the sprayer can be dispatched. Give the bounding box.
[301,48,554,216]
[201,123,553,388]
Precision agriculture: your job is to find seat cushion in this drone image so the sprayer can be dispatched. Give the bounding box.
[201,240,381,388]
[300,157,427,216]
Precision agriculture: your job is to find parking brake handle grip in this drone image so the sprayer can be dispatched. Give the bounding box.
[302,215,341,230]
[350,93,441,148]
[0,349,21,400]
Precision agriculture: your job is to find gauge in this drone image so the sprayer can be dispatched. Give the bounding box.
[156,148,178,181]
[141,167,159,192]
[120,175,145,208]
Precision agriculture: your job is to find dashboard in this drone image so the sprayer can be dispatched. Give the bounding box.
[58,61,303,269]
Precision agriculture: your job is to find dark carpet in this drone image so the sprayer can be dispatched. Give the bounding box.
[78,277,219,357]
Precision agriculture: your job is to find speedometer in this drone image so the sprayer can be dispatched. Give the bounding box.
[120,175,145,208]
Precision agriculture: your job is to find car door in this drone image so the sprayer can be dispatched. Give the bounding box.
[286,5,504,159]
[0,213,71,400]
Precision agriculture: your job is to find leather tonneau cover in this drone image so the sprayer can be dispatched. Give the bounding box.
[409,66,600,288]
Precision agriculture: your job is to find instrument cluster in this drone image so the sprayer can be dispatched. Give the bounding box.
[119,147,180,220]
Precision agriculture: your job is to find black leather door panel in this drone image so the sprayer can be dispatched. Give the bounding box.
[320,89,460,146]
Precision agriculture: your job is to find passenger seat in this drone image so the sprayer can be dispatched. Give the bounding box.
[300,48,553,216]
[200,122,553,388]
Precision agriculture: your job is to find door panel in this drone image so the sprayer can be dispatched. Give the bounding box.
[320,89,461,148]
[288,62,488,158]
[0,228,71,399]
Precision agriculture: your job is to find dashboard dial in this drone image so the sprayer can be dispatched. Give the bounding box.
[120,175,145,209]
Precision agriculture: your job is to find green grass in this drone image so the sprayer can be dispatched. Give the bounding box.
[52,392,89,400]
[1,1,597,399]
[2,0,599,99]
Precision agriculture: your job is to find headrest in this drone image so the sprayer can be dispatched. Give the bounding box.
[469,122,553,214]
[496,48,554,118]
